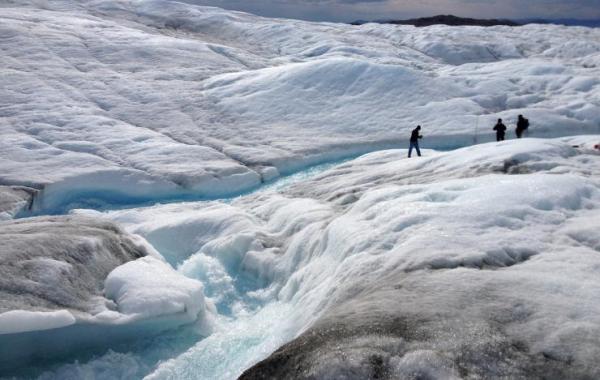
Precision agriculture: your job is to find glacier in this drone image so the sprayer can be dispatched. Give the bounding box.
[1,0,600,379]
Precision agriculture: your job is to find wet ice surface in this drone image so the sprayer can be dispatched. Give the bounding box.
[2,0,600,378]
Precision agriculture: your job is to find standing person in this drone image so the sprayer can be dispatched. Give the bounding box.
[408,125,422,158]
[516,114,529,138]
[493,118,507,141]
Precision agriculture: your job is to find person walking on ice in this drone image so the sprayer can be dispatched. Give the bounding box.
[408,125,423,158]
[516,114,529,138]
[493,118,507,141]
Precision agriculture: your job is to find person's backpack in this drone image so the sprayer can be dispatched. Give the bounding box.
[523,118,529,130]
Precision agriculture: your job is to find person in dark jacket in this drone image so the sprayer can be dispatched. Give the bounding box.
[493,118,507,141]
[516,114,529,138]
[408,125,422,158]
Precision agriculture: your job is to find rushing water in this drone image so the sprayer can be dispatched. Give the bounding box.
[15,157,350,380]
[11,144,479,379]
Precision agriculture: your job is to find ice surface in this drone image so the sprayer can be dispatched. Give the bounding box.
[2,0,600,211]
[237,137,600,379]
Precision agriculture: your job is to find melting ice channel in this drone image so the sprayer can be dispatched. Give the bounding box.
[24,159,351,380]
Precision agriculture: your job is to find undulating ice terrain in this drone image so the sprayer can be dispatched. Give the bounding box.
[2,0,600,214]
[1,0,600,379]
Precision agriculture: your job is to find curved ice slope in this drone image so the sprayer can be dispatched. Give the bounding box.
[202,57,464,167]
[38,137,598,379]
[0,216,211,374]
[2,0,600,208]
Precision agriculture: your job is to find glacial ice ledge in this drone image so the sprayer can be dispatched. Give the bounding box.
[0,216,212,373]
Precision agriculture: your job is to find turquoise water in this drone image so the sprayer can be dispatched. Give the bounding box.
[10,157,349,380]
[223,159,351,203]
[19,157,354,218]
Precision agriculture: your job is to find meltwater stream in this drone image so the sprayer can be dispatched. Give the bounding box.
[10,136,597,379]
[18,158,355,218]
[10,139,508,379]
[14,143,476,379]
[19,141,487,379]
[25,158,349,380]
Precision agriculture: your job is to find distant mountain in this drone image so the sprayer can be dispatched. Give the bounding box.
[351,15,600,28]
[351,15,520,27]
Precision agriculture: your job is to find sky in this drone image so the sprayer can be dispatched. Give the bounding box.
[184,0,600,22]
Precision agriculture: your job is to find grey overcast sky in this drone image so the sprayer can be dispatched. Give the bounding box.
[183,0,600,22]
